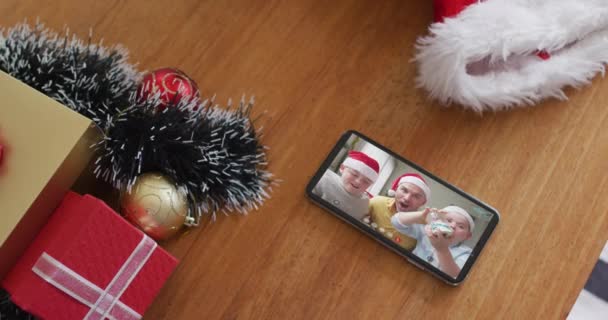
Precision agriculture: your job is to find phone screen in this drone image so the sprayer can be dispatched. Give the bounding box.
[306,131,499,285]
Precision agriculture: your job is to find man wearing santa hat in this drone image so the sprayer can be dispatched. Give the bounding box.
[312,151,380,221]
[366,173,431,251]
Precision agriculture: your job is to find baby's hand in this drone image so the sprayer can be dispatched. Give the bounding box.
[425,224,451,251]
[431,208,450,221]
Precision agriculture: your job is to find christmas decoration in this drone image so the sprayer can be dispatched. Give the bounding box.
[0,21,274,319]
[0,22,274,225]
[0,69,101,282]
[2,192,178,320]
[121,172,188,240]
[415,0,608,112]
[137,68,200,109]
[0,23,136,120]
[91,94,272,225]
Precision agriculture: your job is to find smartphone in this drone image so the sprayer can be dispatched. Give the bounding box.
[306,130,499,286]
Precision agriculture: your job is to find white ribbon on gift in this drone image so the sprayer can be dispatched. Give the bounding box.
[32,235,157,320]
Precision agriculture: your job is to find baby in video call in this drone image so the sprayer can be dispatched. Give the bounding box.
[390,206,474,278]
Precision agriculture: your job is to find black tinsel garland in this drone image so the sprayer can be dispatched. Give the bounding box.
[0,22,274,225]
[0,23,136,120]
[0,289,35,320]
[90,93,273,223]
[0,23,273,319]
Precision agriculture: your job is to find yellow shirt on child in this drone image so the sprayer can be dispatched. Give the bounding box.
[368,196,417,251]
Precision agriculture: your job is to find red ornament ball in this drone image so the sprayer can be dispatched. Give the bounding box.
[137,68,200,109]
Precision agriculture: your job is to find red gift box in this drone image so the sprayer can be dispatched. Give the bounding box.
[2,192,179,319]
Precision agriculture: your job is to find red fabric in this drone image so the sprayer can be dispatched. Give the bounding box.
[433,0,478,22]
[347,151,379,173]
[2,192,178,319]
[389,173,427,194]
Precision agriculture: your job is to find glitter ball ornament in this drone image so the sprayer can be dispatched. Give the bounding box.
[121,172,189,240]
[137,68,200,109]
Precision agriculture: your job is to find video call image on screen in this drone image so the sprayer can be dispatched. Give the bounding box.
[311,133,495,279]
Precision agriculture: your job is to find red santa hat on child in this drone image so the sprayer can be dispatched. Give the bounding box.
[387,173,431,203]
[342,151,380,182]
[441,205,475,232]
[416,0,608,112]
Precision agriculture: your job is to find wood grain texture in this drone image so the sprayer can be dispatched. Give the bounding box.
[3,0,608,319]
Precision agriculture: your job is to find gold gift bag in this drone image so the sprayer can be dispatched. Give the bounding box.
[0,71,100,280]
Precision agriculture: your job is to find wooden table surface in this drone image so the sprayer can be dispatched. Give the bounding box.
[4,1,608,319]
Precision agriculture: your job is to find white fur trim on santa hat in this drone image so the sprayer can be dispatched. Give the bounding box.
[415,0,608,112]
[441,206,475,231]
[342,158,379,182]
[388,175,431,203]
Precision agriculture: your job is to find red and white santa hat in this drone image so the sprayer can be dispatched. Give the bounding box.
[387,173,431,203]
[441,205,475,232]
[432,0,478,23]
[342,151,380,182]
[416,0,608,112]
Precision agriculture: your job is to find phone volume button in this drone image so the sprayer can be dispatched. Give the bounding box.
[409,259,425,271]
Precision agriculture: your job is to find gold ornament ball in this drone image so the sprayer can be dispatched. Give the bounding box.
[121,172,188,240]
